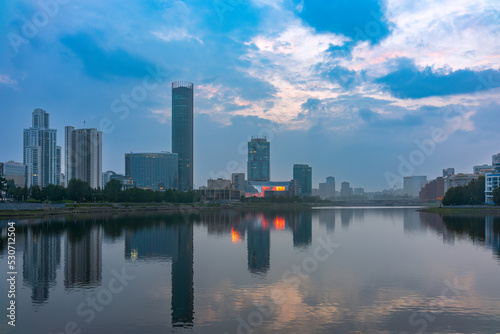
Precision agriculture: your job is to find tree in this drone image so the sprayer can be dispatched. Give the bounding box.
[67,179,92,202]
[104,179,122,202]
[493,187,500,206]
[42,184,67,202]
[442,176,486,205]
[30,185,43,201]
[0,177,6,192]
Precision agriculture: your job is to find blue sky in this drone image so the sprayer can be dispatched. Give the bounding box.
[1,0,499,191]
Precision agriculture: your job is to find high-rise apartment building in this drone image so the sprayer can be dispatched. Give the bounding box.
[125,153,178,191]
[247,137,270,182]
[65,126,103,189]
[293,164,312,196]
[1,161,26,187]
[172,81,194,191]
[23,109,60,188]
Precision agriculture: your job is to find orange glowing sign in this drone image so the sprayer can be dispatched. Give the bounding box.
[272,186,286,191]
[231,227,242,244]
[274,217,285,230]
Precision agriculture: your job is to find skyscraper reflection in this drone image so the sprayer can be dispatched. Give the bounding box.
[247,219,270,274]
[124,222,194,327]
[23,227,61,303]
[291,212,312,249]
[64,224,102,289]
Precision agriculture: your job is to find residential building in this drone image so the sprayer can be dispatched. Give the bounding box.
[289,179,301,197]
[247,136,270,182]
[109,173,135,190]
[340,182,353,197]
[319,176,335,200]
[102,170,116,187]
[474,164,493,174]
[23,109,60,188]
[442,168,455,177]
[354,188,365,197]
[485,173,500,204]
[65,126,103,189]
[444,173,479,193]
[403,176,427,197]
[493,153,500,170]
[419,177,445,202]
[172,81,194,191]
[125,153,178,191]
[293,164,312,196]
[231,173,247,192]
[1,161,26,187]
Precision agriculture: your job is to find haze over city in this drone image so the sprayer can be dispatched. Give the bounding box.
[1,0,499,191]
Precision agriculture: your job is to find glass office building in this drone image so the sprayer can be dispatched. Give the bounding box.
[293,164,312,196]
[247,137,270,182]
[172,81,194,192]
[125,153,178,191]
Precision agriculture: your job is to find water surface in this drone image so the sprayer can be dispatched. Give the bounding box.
[0,208,499,333]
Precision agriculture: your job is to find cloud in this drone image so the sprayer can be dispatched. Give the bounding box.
[358,108,424,128]
[0,74,17,86]
[295,0,392,44]
[376,58,500,99]
[60,31,155,80]
[323,66,360,90]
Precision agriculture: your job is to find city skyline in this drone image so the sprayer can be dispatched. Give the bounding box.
[1,1,499,191]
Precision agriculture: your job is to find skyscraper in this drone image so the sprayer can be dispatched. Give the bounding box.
[247,136,270,182]
[23,109,60,188]
[319,176,335,199]
[172,81,194,191]
[65,126,103,189]
[293,164,312,196]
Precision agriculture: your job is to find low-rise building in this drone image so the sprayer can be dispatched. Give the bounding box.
[485,173,500,204]
[444,173,479,193]
[1,161,26,187]
[420,177,444,202]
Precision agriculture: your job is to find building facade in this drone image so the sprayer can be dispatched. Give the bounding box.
[444,173,478,193]
[485,173,500,204]
[172,81,194,191]
[247,137,270,182]
[319,176,335,199]
[125,153,178,191]
[442,168,455,177]
[340,182,353,197]
[403,176,427,198]
[1,161,26,187]
[23,109,60,188]
[493,153,500,170]
[65,126,103,189]
[419,177,445,202]
[293,164,312,196]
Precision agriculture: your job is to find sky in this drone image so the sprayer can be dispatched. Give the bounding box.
[0,0,499,191]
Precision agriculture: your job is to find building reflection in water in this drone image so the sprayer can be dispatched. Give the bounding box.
[124,222,194,328]
[23,226,61,304]
[247,215,270,275]
[419,212,500,260]
[291,212,312,249]
[341,210,353,230]
[64,223,102,289]
[318,210,335,234]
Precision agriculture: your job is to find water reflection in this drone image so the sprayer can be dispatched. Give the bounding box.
[124,221,194,327]
[65,222,102,289]
[4,208,500,333]
[23,225,62,304]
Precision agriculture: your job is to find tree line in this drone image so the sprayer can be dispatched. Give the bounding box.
[1,178,199,203]
[441,176,500,206]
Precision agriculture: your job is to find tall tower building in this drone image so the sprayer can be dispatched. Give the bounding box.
[247,136,270,182]
[65,126,103,189]
[23,109,60,188]
[293,164,312,196]
[172,81,194,191]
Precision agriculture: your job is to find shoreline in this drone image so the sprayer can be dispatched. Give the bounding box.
[0,202,316,219]
[419,206,500,216]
